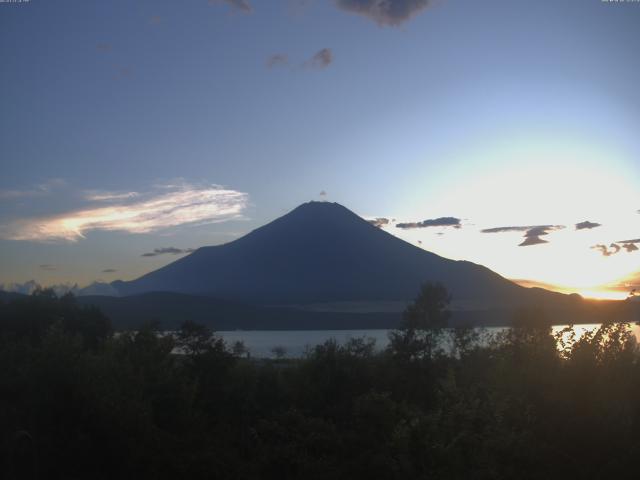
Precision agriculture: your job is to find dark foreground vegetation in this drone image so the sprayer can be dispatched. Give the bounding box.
[2,286,640,479]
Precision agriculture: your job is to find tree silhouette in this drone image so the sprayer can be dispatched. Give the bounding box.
[389,282,451,360]
[402,282,451,330]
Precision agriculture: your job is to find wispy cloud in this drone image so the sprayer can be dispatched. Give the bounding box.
[368,217,389,228]
[0,182,248,242]
[266,53,289,68]
[141,247,196,257]
[39,264,57,271]
[575,221,602,230]
[210,0,253,13]
[83,191,140,202]
[482,225,565,247]
[396,217,461,230]
[306,48,333,69]
[101,268,117,273]
[0,179,66,200]
[335,0,433,26]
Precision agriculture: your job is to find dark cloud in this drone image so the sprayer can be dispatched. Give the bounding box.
[210,0,253,13]
[396,217,461,230]
[141,247,196,257]
[150,15,162,24]
[591,239,640,256]
[575,221,602,230]
[368,217,390,228]
[39,264,57,271]
[319,190,327,197]
[591,243,622,257]
[481,226,530,234]
[266,53,288,68]
[619,239,640,253]
[482,225,565,247]
[101,269,117,273]
[96,43,112,53]
[335,0,432,26]
[307,48,333,69]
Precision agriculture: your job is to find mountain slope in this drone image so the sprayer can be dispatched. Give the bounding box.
[113,202,572,308]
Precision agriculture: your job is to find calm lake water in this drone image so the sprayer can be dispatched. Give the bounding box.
[218,323,640,359]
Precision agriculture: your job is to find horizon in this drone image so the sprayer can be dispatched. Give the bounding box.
[2,0,640,300]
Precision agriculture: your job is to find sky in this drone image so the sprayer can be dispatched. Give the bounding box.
[1,0,639,299]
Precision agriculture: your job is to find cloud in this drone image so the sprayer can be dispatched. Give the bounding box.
[335,0,432,26]
[396,217,461,230]
[0,182,248,242]
[619,239,640,253]
[39,264,57,271]
[307,48,333,69]
[0,179,66,200]
[84,191,140,202]
[141,247,196,257]
[150,15,162,24]
[592,243,622,257]
[591,239,640,256]
[368,217,389,228]
[266,53,289,68]
[96,43,112,53]
[575,221,602,230]
[267,50,332,71]
[482,225,565,247]
[319,190,327,197]
[101,269,117,273]
[210,0,253,13]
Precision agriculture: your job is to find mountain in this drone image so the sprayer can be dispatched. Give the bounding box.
[112,202,575,311]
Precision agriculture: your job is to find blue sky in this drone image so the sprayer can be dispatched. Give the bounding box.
[1,0,639,298]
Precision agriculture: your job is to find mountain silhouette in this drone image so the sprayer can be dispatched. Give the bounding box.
[113,202,573,310]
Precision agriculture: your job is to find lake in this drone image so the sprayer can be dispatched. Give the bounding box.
[217,323,640,359]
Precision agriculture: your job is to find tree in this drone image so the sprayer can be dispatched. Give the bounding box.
[176,320,222,357]
[271,345,287,360]
[402,282,451,330]
[389,282,451,361]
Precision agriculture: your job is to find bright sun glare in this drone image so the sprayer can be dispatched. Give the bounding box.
[394,139,640,299]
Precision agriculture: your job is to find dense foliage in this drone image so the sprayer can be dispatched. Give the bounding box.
[2,287,640,479]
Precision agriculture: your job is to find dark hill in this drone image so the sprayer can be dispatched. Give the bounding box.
[112,202,575,310]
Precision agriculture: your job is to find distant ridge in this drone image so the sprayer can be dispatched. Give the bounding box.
[112,201,576,311]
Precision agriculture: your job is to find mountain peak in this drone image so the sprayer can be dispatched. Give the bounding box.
[113,201,569,309]
[246,201,370,240]
[286,201,358,219]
